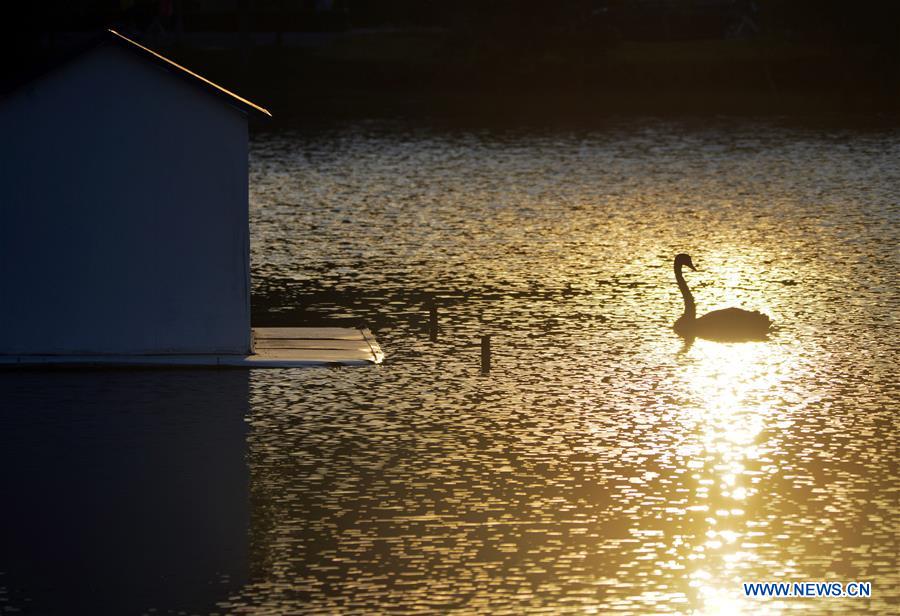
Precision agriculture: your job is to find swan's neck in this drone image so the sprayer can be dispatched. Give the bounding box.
[675,263,696,320]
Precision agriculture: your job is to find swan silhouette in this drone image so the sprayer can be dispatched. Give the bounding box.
[673,253,771,341]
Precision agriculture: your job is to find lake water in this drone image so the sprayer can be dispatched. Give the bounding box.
[1,118,898,614]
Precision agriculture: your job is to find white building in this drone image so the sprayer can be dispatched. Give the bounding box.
[0,30,270,357]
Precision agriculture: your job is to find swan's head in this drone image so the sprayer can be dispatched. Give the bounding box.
[674,253,697,271]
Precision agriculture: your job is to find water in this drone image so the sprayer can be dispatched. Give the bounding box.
[2,118,898,614]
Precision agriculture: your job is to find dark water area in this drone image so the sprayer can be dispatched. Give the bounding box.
[2,117,898,614]
[0,371,249,615]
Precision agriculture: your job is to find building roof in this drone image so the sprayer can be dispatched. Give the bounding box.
[2,29,271,118]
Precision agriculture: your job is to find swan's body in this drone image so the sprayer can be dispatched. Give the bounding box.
[673,254,771,341]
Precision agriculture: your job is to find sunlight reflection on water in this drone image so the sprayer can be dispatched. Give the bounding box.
[675,340,796,614]
[233,119,899,614]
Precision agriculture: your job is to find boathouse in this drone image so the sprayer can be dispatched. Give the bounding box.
[0,30,382,367]
[0,30,268,357]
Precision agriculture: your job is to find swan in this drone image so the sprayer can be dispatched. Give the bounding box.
[673,253,771,341]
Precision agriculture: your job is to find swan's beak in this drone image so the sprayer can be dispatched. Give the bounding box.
[688,263,697,271]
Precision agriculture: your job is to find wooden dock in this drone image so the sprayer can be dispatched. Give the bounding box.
[0,328,384,368]
[244,327,383,367]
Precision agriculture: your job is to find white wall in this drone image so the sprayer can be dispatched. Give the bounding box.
[0,45,252,354]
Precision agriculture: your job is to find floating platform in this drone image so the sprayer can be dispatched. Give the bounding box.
[0,328,384,368]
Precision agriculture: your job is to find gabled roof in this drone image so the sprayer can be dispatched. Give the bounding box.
[106,30,271,118]
[2,29,271,118]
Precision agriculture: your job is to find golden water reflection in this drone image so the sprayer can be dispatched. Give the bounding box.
[676,340,798,614]
[234,121,899,613]
[600,337,801,614]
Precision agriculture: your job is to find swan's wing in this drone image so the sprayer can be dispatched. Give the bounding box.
[695,307,772,332]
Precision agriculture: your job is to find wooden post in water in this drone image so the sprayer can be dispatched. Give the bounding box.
[481,334,491,374]
[428,300,438,342]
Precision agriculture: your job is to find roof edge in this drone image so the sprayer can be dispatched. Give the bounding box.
[107,29,272,118]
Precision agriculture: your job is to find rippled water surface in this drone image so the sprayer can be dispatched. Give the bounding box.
[2,119,898,615]
[242,119,899,614]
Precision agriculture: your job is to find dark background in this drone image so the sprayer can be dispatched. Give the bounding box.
[3,1,900,123]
